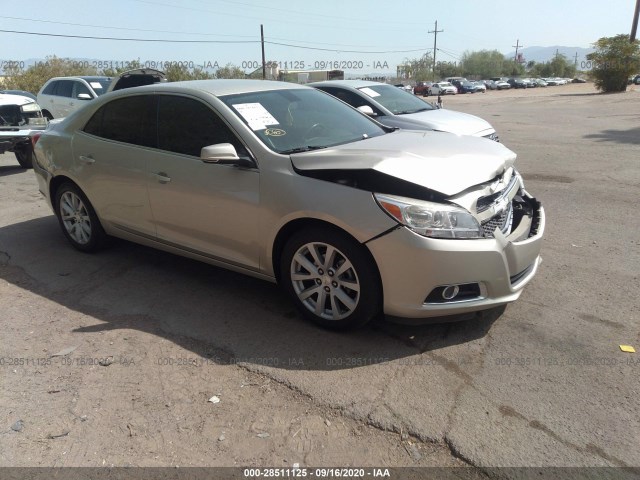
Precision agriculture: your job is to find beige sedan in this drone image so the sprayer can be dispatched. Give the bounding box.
[32,80,544,329]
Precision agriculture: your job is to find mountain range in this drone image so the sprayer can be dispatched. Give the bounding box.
[504,46,594,67]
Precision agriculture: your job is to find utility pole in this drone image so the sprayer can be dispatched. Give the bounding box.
[512,39,523,75]
[574,52,578,68]
[429,21,443,81]
[260,24,266,80]
[631,0,640,41]
[513,39,522,63]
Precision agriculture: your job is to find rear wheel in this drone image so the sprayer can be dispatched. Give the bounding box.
[280,228,382,330]
[14,146,33,169]
[54,183,107,252]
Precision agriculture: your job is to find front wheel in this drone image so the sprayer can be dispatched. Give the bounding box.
[14,146,33,169]
[54,183,107,252]
[280,228,382,330]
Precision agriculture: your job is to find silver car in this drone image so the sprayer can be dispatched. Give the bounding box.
[310,80,497,141]
[32,80,544,329]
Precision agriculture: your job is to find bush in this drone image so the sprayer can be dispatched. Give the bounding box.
[587,34,640,93]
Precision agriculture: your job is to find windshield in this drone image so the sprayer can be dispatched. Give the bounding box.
[220,88,386,154]
[356,84,434,115]
[81,78,112,96]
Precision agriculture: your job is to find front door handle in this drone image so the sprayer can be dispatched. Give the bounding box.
[153,172,171,184]
[79,155,95,165]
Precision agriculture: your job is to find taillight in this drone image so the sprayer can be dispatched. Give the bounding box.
[31,133,42,148]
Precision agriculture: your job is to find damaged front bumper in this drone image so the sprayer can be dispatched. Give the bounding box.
[367,192,545,321]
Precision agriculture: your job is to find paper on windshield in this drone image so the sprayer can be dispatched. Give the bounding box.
[233,103,279,130]
[359,87,380,98]
[90,82,103,89]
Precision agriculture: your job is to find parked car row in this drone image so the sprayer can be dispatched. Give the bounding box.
[30,78,544,329]
[410,76,588,96]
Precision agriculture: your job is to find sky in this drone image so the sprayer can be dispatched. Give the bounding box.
[0,0,636,74]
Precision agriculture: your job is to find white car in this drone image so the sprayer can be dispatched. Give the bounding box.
[310,80,497,140]
[429,82,457,95]
[37,69,166,119]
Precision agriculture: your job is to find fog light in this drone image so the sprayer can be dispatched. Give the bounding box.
[424,283,482,304]
[442,285,460,300]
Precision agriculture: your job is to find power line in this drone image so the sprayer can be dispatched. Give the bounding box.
[0,28,429,53]
[130,0,426,32]
[264,41,427,54]
[184,0,428,26]
[0,15,256,38]
[0,14,426,49]
[0,29,258,43]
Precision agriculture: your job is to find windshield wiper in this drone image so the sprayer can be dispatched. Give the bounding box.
[396,107,431,115]
[280,146,327,154]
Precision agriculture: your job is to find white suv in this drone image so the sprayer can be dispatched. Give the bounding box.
[37,76,112,119]
[37,69,166,119]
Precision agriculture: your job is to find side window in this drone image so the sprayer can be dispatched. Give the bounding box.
[157,95,249,158]
[72,81,91,98]
[56,80,74,98]
[83,95,156,147]
[319,87,384,116]
[42,81,58,95]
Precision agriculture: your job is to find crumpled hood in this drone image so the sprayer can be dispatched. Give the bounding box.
[0,94,35,107]
[398,108,494,136]
[291,130,516,196]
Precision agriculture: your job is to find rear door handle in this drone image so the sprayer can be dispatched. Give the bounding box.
[153,172,171,184]
[79,155,95,165]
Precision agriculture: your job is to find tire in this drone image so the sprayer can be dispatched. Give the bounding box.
[280,227,382,330]
[42,110,53,120]
[54,183,107,252]
[14,146,33,169]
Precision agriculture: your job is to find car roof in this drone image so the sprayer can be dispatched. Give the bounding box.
[102,79,311,98]
[45,76,112,82]
[307,79,388,89]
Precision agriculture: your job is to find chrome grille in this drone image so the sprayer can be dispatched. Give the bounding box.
[481,202,513,238]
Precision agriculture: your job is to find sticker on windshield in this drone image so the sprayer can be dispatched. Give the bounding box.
[90,82,103,89]
[265,128,286,136]
[359,87,380,98]
[233,103,279,130]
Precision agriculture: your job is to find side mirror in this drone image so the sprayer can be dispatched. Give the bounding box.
[200,143,254,167]
[357,105,375,116]
[77,93,92,100]
[201,143,240,164]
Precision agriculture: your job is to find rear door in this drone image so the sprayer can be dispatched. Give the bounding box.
[72,94,158,237]
[53,80,75,118]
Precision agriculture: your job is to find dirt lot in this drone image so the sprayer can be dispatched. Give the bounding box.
[1,82,639,477]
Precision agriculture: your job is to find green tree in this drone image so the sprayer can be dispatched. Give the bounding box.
[165,64,216,81]
[587,34,640,92]
[460,50,507,79]
[2,56,97,94]
[400,53,433,81]
[528,55,577,78]
[435,61,462,80]
[215,63,246,79]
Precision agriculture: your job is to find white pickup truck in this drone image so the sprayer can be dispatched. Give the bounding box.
[0,93,48,168]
